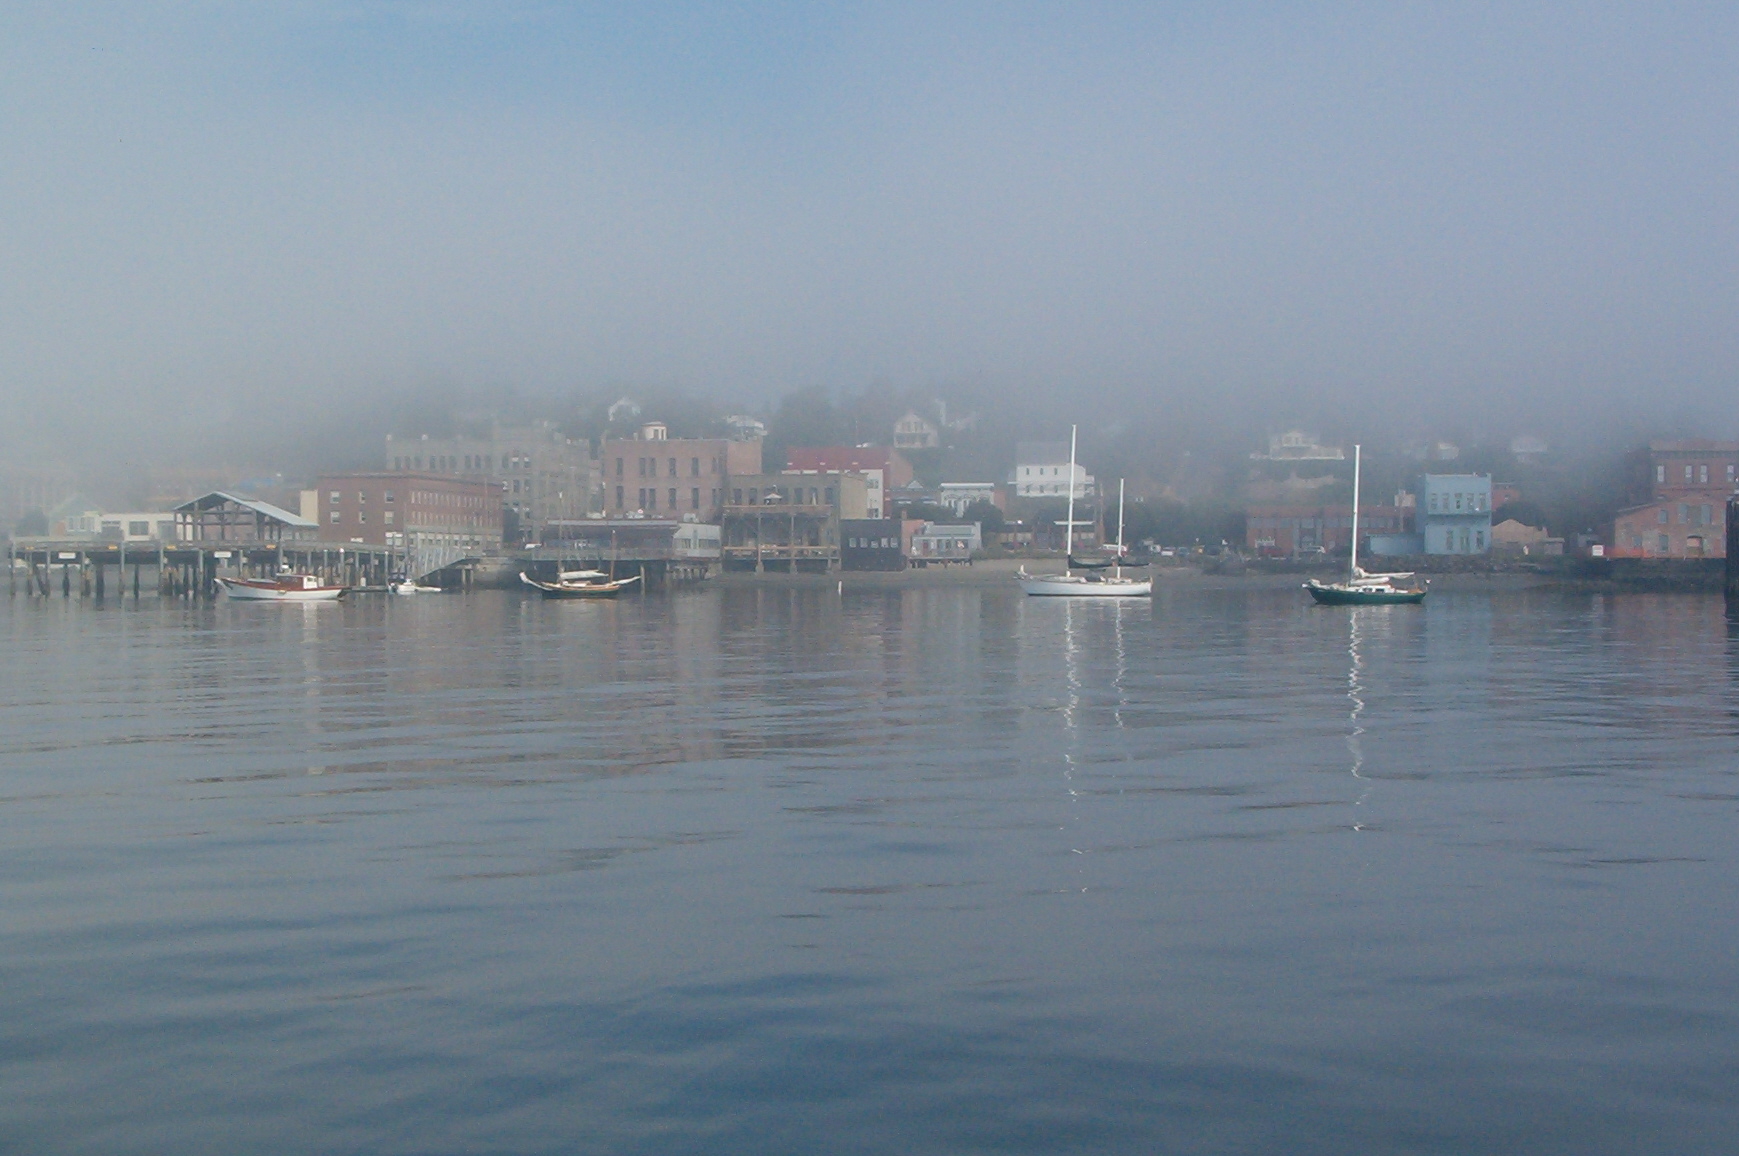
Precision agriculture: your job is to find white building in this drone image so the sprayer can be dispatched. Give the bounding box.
[936,483,998,516]
[909,521,982,562]
[1254,431,1345,461]
[893,411,940,450]
[1010,443,1094,499]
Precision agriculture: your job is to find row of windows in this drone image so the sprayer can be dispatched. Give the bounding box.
[331,488,488,509]
[614,487,719,511]
[333,510,397,525]
[1627,532,1719,553]
[1656,463,1735,485]
[728,486,837,506]
[1437,528,1487,552]
[1657,504,1716,526]
[847,536,900,549]
[616,456,716,478]
[1428,491,1487,513]
[391,453,537,472]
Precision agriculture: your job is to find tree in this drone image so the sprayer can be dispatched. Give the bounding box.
[14,508,47,536]
[962,500,1005,533]
[765,387,844,467]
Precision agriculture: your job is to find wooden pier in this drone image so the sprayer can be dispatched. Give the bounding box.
[5,539,410,599]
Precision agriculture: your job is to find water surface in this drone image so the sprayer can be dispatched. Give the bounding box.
[3,585,1737,1154]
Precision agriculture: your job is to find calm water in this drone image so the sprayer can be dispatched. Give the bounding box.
[3,583,1738,1154]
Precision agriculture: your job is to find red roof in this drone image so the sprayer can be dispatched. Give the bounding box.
[786,446,897,472]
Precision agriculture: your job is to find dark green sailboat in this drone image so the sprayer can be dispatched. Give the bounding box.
[1304,444,1428,606]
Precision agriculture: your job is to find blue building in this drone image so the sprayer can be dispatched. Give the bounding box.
[1417,474,1492,554]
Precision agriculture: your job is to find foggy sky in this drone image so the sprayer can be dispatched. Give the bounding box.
[3,2,1737,464]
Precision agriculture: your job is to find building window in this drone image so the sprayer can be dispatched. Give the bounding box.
[669,458,677,477]
[691,488,700,509]
[1700,465,1710,484]
[330,510,340,524]
[669,488,677,508]
[616,485,625,508]
[358,512,366,524]
[330,491,340,503]
[1659,533,1670,553]
[384,511,393,525]
[691,458,700,476]
[732,489,742,505]
[1657,465,1666,484]
[385,490,394,503]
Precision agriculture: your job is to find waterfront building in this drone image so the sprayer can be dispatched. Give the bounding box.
[1611,499,1725,558]
[1417,474,1492,555]
[601,424,761,521]
[840,518,913,571]
[312,473,503,561]
[784,446,913,520]
[172,493,319,543]
[909,522,981,563]
[1244,504,1410,556]
[384,420,595,533]
[720,473,869,571]
[1491,519,1563,556]
[1629,440,1739,506]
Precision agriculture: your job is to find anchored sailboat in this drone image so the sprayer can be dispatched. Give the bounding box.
[1304,444,1427,606]
[1018,427,1151,598]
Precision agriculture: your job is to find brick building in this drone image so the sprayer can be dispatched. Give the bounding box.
[784,445,913,520]
[311,473,503,557]
[384,420,594,533]
[1245,504,1410,556]
[1609,440,1738,558]
[600,423,761,520]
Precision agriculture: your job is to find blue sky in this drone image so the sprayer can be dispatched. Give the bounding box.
[3,2,1737,456]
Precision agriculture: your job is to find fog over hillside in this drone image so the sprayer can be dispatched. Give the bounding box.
[4,3,1736,475]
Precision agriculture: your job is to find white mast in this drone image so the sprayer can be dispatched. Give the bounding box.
[1116,478,1125,577]
[1064,424,1077,563]
[1350,443,1361,580]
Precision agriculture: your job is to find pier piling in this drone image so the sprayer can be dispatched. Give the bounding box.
[1727,498,1739,602]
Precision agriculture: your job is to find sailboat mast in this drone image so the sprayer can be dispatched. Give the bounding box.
[1116,478,1125,577]
[1065,424,1077,562]
[1350,443,1361,580]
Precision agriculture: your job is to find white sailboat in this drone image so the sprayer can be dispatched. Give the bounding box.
[1018,427,1151,597]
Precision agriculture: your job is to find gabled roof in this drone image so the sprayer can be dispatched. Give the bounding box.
[171,491,317,528]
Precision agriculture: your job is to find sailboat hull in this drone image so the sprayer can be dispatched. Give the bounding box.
[1020,573,1151,597]
[1304,581,1425,605]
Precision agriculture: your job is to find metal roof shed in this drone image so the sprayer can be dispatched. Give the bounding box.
[172,492,319,543]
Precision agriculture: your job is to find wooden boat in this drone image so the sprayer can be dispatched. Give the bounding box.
[1304,444,1427,606]
[519,570,642,598]
[1018,439,1151,598]
[216,573,347,602]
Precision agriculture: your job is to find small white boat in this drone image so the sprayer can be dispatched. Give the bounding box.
[388,577,443,595]
[1018,433,1151,598]
[217,573,347,602]
[519,571,642,598]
